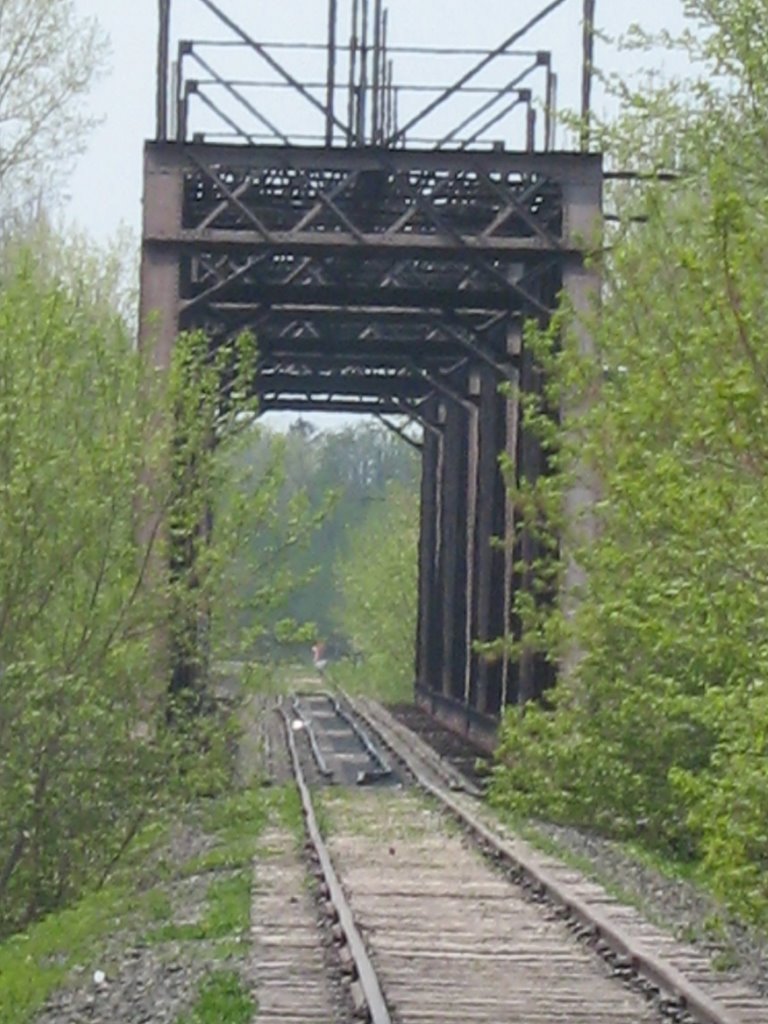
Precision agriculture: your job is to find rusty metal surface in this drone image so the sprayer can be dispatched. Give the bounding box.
[141,140,600,417]
[141,4,604,721]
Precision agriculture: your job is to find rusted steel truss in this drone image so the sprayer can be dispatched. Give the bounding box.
[156,0,595,152]
[141,1,602,732]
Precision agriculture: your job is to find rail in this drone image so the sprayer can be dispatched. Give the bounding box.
[346,694,758,1024]
[280,702,392,1024]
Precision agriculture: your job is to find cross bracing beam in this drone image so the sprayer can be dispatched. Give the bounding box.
[139,139,599,406]
[259,396,420,415]
[180,252,557,316]
[159,228,569,256]
[159,1,594,153]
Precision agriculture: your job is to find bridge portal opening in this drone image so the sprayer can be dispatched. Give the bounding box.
[141,0,602,746]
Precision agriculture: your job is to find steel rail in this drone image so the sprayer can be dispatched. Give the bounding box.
[290,696,334,779]
[280,704,392,1024]
[330,694,392,778]
[295,691,393,783]
[347,695,753,1024]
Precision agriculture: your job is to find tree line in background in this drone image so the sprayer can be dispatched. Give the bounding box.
[217,419,418,663]
[491,0,768,925]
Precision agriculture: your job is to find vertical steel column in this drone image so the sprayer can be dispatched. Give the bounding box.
[156,0,172,141]
[439,396,469,702]
[415,400,442,693]
[358,0,371,143]
[325,0,339,146]
[137,143,183,696]
[501,324,522,710]
[581,0,596,151]
[561,162,603,678]
[516,334,543,707]
[139,146,182,368]
[348,0,360,144]
[470,362,508,717]
[462,379,480,709]
[371,0,383,144]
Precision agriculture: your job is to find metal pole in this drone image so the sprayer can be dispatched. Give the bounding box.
[156,0,172,140]
[544,64,555,150]
[372,0,383,144]
[379,7,389,143]
[348,0,360,144]
[170,58,179,140]
[325,0,339,146]
[358,0,370,144]
[581,0,596,151]
[385,58,394,140]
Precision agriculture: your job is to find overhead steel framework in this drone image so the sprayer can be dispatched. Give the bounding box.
[142,0,602,745]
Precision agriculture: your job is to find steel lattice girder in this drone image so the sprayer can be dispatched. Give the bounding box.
[141,142,602,409]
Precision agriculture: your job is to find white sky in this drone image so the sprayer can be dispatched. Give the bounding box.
[67,0,694,241]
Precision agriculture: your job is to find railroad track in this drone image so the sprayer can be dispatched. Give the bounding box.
[250,690,767,1024]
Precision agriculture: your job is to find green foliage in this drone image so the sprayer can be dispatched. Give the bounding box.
[491,3,768,924]
[0,238,283,938]
[176,970,254,1024]
[0,0,107,209]
[0,783,280,1024]
[0,883,130,1024]
[223,419,419,652]
[150,872,251,943]
[333,483,419,701]
[211,426,335,662]
[0,247,175,935]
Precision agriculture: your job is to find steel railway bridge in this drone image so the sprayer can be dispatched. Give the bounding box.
[139,0,602,745]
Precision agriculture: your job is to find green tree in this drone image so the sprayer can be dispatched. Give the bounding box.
[0,239,266,935]
[490,0,768,922]
[227,420,419,646]
[0,0,106,210]
[334,483,419,701]
[0,243,171,933]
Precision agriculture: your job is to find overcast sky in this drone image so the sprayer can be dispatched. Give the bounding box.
[67,0,695,241]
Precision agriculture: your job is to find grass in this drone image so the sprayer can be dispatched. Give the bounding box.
[176,970,254,1024]
[0,883,131,1024]
[0,783,299,1024]
[149,871,251,943]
